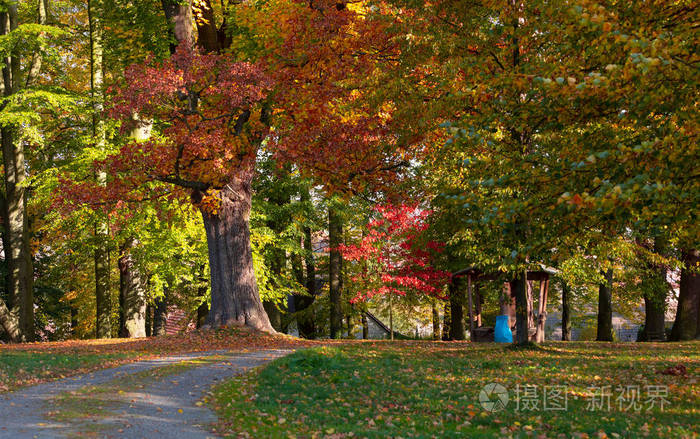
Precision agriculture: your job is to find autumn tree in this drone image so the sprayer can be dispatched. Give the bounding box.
[340,204,448,339]
[0,0,74,341]
[368,0,698,344]
[64,0,410,334]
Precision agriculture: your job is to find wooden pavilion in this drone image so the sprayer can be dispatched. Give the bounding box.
[451,266,557,342]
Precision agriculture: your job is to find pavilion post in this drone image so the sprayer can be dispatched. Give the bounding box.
[535,277,549,343]
[467,274,474,341]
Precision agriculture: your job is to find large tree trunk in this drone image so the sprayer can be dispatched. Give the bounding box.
[448,277,465,340]
[596,268,614,341]
[670,249,700,341]
[512,272,529,345]
[118,238,146,338]
[0,301,20,341]
[561,280,571,341]
[328,204,343,339]
[200,179,274,332]
[159,0,273,334]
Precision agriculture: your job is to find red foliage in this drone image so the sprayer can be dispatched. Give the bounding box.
[340,204,449,303]
[108,46,271,188]
[55,45,271,217]
[261,0,415,193]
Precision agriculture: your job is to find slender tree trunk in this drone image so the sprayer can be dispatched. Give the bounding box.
[199,178,274,332]
[467,275,474,339]
[561,280,571,341]
[596,268,614,341]
[196,300,208,328]
[118,238,146,338]
[449,277,465,340]
[262,181,288,332]
[388,292,394,341]
[670,249,699,341]
[328,204,343,339]
[196,268,208,329]
[361,312,368,339]
[442,300,451,340]
[432,301,440,340]
[474,283,482,327]
[500,282,515,329]
[70,305,78,338]
[88,0,111,339]
[292,189,316,338]
[145,304,152,337]
[512,272,529,345]
[526,279,536,333]
[534,279,549,343]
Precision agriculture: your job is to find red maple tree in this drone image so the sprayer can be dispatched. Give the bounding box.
[340,204,449,303]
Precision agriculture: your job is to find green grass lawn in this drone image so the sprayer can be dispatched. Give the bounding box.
[211,341,699,438]
[0,351,129,391]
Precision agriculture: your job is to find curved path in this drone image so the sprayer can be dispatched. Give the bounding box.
[0,349,294,438]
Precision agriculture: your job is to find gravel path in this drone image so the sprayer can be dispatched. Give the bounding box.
[0,349,294,438]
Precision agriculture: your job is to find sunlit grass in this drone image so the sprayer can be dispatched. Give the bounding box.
[211,341,699,438]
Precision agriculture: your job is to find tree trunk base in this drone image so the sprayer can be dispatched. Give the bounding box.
[200,177,275,334]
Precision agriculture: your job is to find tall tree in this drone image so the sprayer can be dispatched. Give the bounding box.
[0,0,58,341]
[297,187,317,338]
[96,1,276,331]
[88,0,111,338]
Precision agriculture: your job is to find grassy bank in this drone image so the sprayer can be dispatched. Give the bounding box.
[211,341,699,438]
